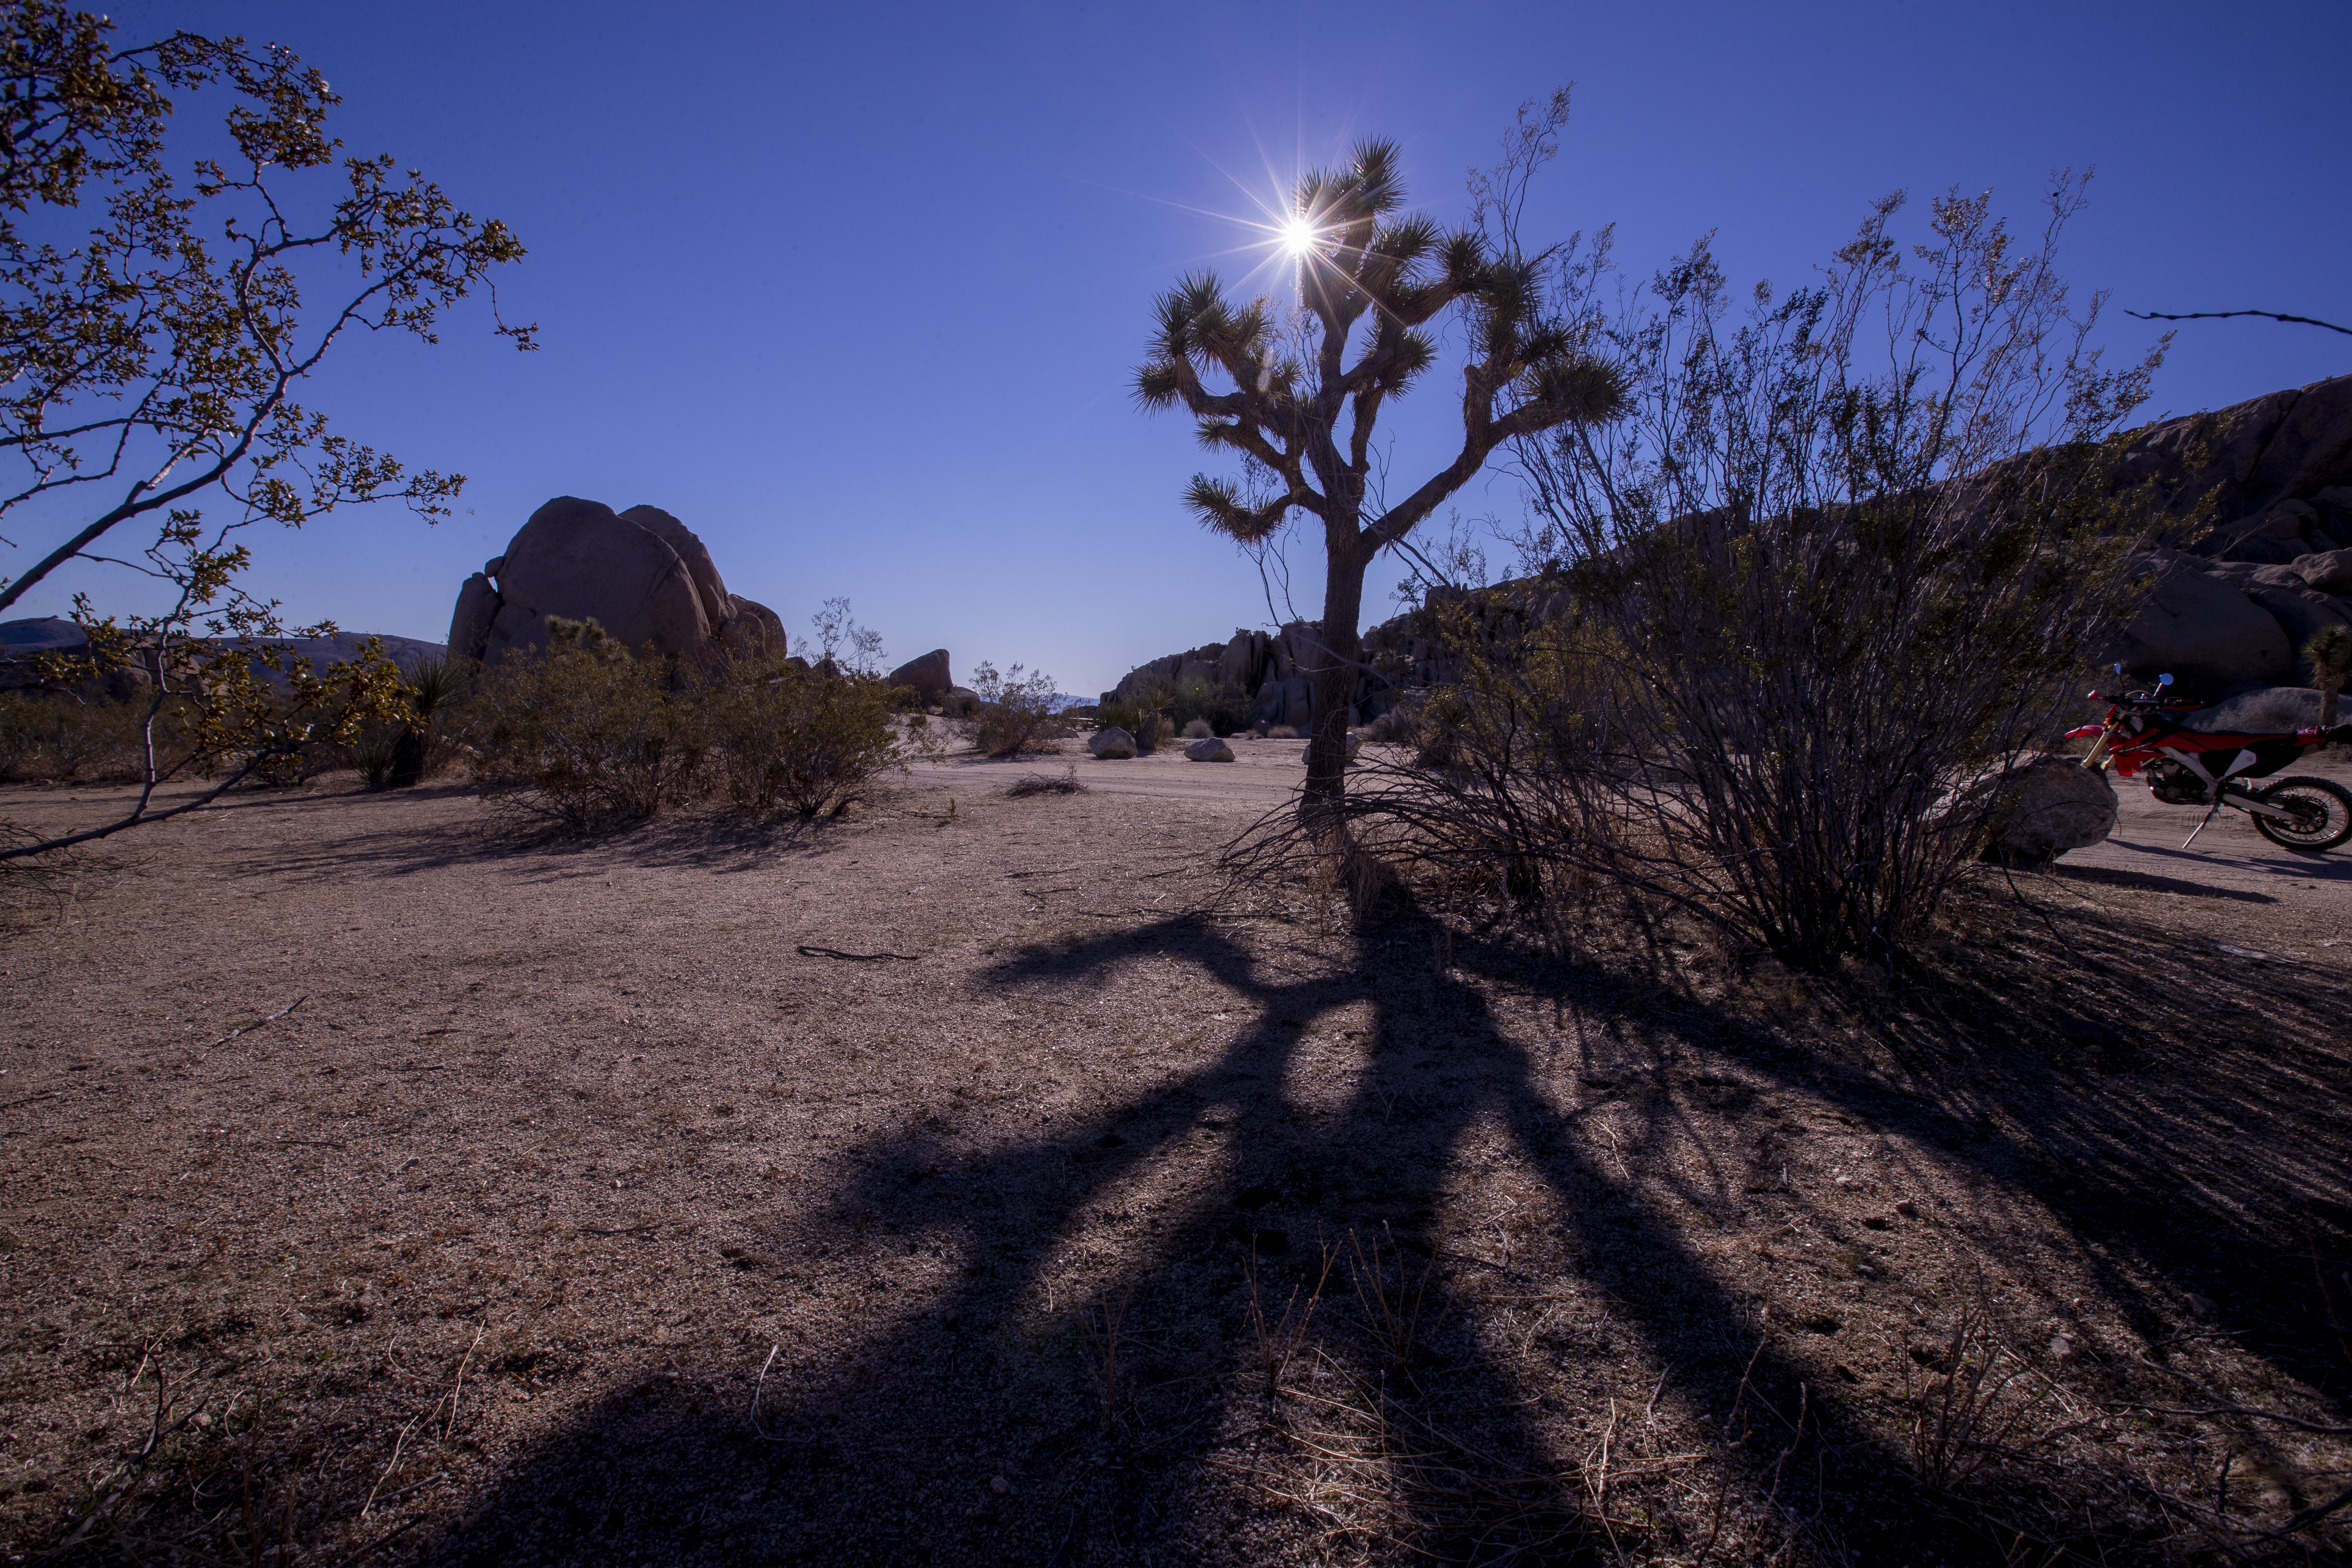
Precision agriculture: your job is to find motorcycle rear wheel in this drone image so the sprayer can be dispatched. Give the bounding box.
[2252,775,2352,851]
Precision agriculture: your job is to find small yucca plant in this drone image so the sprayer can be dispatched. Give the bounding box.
[2307,625,2352,730]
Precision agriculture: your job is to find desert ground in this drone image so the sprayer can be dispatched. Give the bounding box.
[3,741,2349,1565]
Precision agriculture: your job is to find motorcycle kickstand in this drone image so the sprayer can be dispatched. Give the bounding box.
[2180,795,2229,850]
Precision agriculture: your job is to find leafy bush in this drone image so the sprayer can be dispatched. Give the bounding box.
[707,659,901,818]
[466,633,706,832]
[969,661,1065,758]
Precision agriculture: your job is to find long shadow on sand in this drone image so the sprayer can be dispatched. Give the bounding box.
[417,887,2352,1565]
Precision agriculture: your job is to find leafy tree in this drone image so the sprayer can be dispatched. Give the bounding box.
[1134,101,1625,812]
[0,1,533,612]
[0,2,529,859]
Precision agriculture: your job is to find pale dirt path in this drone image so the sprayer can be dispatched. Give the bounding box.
[2046,748,2352,962]
[907,732,1308,808]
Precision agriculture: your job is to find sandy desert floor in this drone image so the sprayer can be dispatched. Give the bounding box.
[2,741,2349,1565]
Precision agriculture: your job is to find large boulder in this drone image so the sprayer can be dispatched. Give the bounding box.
[887,649,954,702]
[1089,726,1137,760]
[460,497,722,664]
[1979,754,2119,865]
[1185,736,1235,762]
[2242,584,2352,682]
[2107,554,2293,692]
[618,505,730,633]
[1212,631,1257,692]
[2179,686,2324,733]
[2110,374,2352,536]
[2294,548,2352,594]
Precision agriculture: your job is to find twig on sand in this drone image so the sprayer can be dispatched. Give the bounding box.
[208,995,306,1048]
[795,945,920,962]
[751,1343,783,1439]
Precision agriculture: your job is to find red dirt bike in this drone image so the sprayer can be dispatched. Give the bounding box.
[2068,673,2352,852]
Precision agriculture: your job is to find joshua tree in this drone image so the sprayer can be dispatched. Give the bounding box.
[2308,625,2352,730]
[1135,125,1624,814]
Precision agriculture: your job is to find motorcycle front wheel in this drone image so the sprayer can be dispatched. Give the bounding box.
[2252,775,2352,851]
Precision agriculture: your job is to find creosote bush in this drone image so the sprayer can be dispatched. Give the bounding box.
[466,627,703,832]
[706,658,901,818]
[1170,677,1250,737]
[0,692,172,783]
[461,619,903,831]
[1292,179,2168,967]
[969,661,1065,758]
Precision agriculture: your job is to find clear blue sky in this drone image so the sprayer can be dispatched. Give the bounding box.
[14,0,2350,694]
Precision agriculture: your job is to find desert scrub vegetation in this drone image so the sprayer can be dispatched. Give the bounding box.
[968,660,1065,757]
[466,621,704,831]
[463,619,904,830]
[1170,675,1250,737]
[706,656,902,818]
[0,690,176,783]
[1271,178,2168,968]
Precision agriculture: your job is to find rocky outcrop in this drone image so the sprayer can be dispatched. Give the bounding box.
[2116,379,2352,543]
[1100,621,1402,733]
[2107,552,2296,691]
[887,649,954,702]
[449,497,781,665]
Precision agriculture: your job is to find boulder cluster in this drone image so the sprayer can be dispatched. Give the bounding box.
[447,497,785,665]
[1102,622,1369,729]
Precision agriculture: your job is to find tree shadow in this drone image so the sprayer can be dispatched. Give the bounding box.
[425,889,2133,1565]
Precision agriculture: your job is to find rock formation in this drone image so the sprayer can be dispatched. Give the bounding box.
[448,497,785,665]
[886,649,954,702]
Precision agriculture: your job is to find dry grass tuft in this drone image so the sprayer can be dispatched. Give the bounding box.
[1003,766,1085,798]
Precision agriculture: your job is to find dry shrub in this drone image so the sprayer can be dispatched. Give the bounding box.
[968,661,1065,758]
[1323,182,2168,967]
[1004,766,1084,798]
[1903,1294,2050,1492]
[466,627,704,832]
[1180,717,1214,739]
[706,658,901,818]
[0,691,176,783]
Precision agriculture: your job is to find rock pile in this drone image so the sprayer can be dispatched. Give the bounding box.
[1101,622,1372,732]
[448,497,786,665]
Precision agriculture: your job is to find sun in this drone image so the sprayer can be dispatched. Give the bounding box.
[1277,213,1321,258]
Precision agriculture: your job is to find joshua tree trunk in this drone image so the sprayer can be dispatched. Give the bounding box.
[1303,542,1370,812]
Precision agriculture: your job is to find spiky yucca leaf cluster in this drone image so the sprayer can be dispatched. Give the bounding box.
[1134,139,1626,556]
